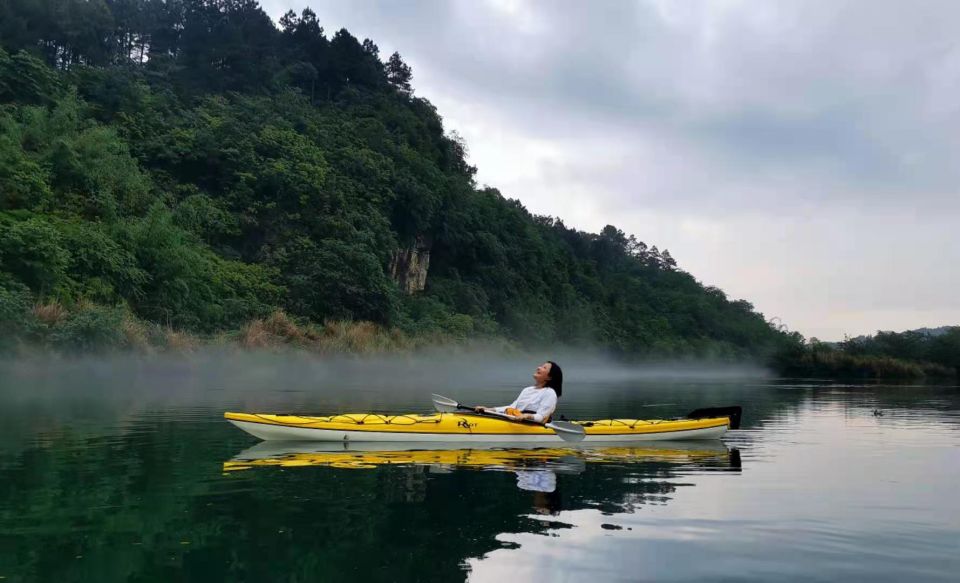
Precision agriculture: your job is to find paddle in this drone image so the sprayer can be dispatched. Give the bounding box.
[686,405,742,430]
[431,393,586,443]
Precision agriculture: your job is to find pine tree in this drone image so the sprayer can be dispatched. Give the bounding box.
[386,51,412,94]
[361,38,379,58]
[661,249,677,270]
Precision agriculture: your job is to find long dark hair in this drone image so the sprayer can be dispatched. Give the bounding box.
[533,489,562,515]
[545,361,563,397]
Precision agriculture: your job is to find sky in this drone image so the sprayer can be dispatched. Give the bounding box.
[261,0,960,340]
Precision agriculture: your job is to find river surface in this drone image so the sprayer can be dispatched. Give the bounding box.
[0,353,958,582]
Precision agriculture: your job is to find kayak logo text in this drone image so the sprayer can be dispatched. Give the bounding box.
[458,419,477,430]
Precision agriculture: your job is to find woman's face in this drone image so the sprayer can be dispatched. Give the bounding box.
[533,362,552,386]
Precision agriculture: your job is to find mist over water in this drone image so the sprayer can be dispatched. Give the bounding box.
[0,349,771,417]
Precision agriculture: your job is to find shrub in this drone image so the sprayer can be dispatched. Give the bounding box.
[49,304,126,353]
[0,214,70,293]
[121,314,151,352]
[0,278,34,351]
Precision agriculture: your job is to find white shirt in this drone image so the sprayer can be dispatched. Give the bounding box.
[516,470,557,493]
[494,386,558,423]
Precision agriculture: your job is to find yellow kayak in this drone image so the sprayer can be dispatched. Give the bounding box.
[224,408,738,443]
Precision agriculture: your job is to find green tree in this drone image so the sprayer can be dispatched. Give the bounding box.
[0,214,70,294]
[386,51,412,94]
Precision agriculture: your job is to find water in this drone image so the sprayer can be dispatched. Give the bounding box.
[0,354,958,582]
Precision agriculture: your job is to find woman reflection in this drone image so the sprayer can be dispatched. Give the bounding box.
[515,469,562,515]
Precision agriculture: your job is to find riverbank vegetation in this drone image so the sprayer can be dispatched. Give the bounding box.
[774,330,960,380]
[0,1,956,380]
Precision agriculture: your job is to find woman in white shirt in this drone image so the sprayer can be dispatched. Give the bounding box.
[475,361,563,423]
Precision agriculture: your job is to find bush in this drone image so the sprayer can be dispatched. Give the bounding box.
[0,277,35,351]
[56,219,148,301]
[442,313,475,339]
[49,304,126,353]
[272,236,396,323]
[0,49,61,105]
[0,213,70,293]
[122,205,280,330]
[0,128,53,211]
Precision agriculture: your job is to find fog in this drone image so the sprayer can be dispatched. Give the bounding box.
[0,348,770,414]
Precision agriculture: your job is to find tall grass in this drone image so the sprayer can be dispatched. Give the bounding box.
[32,301,68,327]
[237,311,418,353]
[2,299,496,355]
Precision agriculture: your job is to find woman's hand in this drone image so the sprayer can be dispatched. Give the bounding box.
[505,407,524,419]
[474,406,486,413]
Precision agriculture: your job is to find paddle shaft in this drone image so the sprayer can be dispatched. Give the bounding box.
[430,393,585,442]
[455,404,539,423]
[445,402,585,442]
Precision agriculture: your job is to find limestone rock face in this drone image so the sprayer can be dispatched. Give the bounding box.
[390,235,431,294]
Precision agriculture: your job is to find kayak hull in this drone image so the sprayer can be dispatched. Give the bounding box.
[226,418,728,442]
[225,411,730,443]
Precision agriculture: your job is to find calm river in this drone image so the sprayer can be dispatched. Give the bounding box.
[0,353,957,582]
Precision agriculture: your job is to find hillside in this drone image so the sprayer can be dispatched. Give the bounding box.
[0,0,797,359]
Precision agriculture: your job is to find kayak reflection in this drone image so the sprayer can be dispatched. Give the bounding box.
[224,440,740,476]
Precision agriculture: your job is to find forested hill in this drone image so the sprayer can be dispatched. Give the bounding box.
[0,0,798,358]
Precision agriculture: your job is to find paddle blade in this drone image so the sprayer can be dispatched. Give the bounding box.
[546,420,586,442]
[687,405,743,430]
[431,393,461,413]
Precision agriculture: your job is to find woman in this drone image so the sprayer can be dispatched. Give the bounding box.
[476,361,563,423]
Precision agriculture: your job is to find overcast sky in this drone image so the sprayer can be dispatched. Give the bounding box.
[262,0,959,340]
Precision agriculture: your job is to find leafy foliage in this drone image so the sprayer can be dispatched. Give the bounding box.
[48,303,127,352]
[0,1,803,361]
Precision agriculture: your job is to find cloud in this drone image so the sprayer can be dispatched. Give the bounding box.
[261,1,960,339]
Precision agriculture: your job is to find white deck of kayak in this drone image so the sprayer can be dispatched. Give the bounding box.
[227,419,728,442]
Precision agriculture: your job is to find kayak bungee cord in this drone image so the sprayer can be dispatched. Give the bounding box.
[251,413,444,426]
[576,419,669,429]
